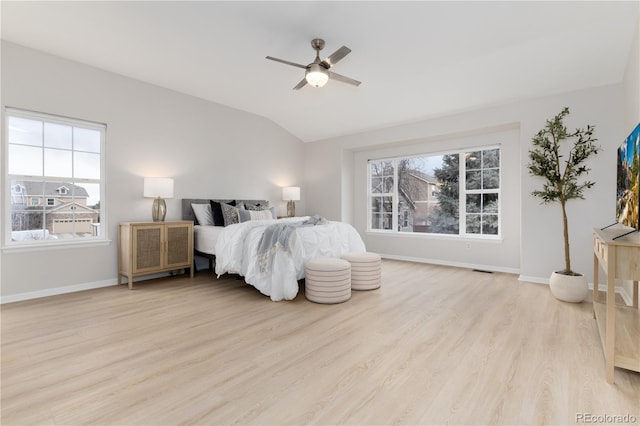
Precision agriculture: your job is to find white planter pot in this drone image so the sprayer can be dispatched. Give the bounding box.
[549,271,588,303]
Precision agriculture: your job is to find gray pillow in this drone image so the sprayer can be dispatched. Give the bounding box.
[220,202,241,226]
[245,202,270,211]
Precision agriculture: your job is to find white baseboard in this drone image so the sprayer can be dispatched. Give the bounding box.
[1,279,118,304]
[609,284,634,306]
[518,275,549,285]
[380,253,520,275]
[0,271,185,304]
[518,275,635,307]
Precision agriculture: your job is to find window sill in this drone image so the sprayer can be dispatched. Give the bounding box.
[366,230,502,243]
[2,239,112,253]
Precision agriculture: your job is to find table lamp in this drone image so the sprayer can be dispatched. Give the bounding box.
[144,177,174,221]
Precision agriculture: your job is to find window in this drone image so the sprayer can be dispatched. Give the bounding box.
[5,108,106,246]
[370,160,394,230]
[464,148,500,235]
[368,146,500,237]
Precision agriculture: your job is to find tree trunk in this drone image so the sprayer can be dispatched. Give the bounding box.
[560,199,571,274]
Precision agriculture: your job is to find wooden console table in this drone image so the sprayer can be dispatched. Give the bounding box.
[592,228,640,383]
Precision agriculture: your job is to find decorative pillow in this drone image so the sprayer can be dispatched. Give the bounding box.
[191,203,214,226]
[245,202,270,211]
[221,202,243,226]
[210,200,236,226]
[238,207,277,223]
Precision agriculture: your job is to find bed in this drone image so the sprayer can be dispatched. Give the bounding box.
[182,198,268,271]
[182,198,366,301]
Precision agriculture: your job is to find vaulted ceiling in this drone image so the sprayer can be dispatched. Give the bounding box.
[2,1,638,142]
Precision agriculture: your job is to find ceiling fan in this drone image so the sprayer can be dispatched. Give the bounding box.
[266,38,361,90]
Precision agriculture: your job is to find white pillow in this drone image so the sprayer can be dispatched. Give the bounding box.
[238,207,277,223]
[191,203,214,226]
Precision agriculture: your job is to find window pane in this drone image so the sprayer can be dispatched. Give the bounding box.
[483,193,498,213]
[482,169,499,189]
[482,214,499,235]
[371,196,382,213]
[465,151,481,169]
[372,213,391,230]
[8,117,42,146]
[8,144,43,176]
[466,214,481,234]
[44,148,73,178]
[382,196,392,213]
[466,170,481,190]
[10,180,49,241]
[73,152,100,179]
[382,213,392,230]
[383,177,394,193]
[431,154,459,234]
[79,183,101,209]
[466,194,481,213]
[371,177,382,193]
[372,213,392,230]
[483,148,500,168]
[74,128,101,153]
[44,123,72,149]
[371,193,393,230]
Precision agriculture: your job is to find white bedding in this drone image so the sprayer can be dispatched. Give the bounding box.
[214,217,366,301]
[194,225,225,255]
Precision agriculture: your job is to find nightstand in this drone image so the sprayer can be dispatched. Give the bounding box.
[118,221,194,289]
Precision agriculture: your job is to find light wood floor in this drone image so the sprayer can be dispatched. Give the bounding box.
[1,259,639,425]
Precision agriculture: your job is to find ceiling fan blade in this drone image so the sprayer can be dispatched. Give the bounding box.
[329,71,361,87]
[293,78,308,90]
[266,56,307,69]
[321,46,351,68]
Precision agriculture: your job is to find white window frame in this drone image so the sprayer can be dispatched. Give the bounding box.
[3,107,108,249]
[367,145,501,239]
[459,147,501,237]
[368,160,397,232]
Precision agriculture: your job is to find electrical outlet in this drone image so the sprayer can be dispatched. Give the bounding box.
[465,242,471,249]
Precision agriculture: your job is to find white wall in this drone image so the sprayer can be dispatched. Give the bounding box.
[623,18,639,134]
[305,85,624,282]
[0,41,305,301]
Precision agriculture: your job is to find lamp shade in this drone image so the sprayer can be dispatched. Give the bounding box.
[305,64,329,88]
[282,186,300,201]
[144,177,174,198]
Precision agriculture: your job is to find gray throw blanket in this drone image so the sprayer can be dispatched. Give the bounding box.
[256,215,328,273]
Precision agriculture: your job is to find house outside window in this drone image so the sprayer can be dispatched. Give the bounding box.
[4,107,107,246]
[368,146,500,238]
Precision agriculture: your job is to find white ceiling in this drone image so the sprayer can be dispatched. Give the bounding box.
[2,1,639,142]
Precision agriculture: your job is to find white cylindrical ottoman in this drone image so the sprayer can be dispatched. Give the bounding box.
[305,258,351,304]
[341,252,382,290]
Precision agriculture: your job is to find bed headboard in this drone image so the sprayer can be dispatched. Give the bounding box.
[182,198,269,222]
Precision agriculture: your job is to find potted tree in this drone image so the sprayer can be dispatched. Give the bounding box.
[528,107,600,302]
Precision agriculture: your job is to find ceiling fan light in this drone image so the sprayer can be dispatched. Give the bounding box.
[305,64,329,88]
